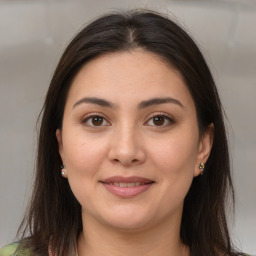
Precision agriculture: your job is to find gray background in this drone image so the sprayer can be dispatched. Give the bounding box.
[0,0,255,254]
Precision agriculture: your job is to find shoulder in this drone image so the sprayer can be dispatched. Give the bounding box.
[0,243,32,256]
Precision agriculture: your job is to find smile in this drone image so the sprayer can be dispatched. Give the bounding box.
[100,176,155,198]
[108,182,149,187]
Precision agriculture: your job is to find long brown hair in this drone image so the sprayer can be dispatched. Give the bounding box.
[18,9,244,256]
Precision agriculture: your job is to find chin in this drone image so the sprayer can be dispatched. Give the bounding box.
[98,206,156,232]
[105,217,152,232]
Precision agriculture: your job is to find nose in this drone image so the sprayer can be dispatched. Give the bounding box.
[108,125,146,167]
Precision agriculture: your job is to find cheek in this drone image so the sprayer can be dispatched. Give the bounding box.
[148,133,198,214]
[148,128,199,200]
[63,132,109,177]
[62,135,109,208]
[149,131,199,174]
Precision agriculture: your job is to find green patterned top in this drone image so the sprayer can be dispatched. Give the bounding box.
[0,243,31,256]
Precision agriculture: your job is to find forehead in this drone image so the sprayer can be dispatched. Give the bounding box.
[66,50,194,110]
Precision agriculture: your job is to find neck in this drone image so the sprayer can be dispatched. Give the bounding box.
[77,212,189,256]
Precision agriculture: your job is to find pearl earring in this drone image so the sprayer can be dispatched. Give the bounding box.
[61,165,66,177]
[199,162,205,175]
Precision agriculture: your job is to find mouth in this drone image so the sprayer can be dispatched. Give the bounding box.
[100,176,155,198]
[105,182,152,187]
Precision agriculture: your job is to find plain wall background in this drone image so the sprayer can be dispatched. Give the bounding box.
[0,0,255,254]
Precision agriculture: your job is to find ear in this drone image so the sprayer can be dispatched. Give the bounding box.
[194,123,214,177]
[56,129,64,162]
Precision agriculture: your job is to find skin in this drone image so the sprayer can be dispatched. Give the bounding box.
[56,50,213,256]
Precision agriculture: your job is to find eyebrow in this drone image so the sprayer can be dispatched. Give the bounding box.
[73,97,116,109]
[138,97,184,109]
[73,96,184,109]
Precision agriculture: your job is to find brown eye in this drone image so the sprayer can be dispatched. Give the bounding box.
[83,115,109,127]
[152,116,165,126]
[146,114,174,127]
[91,116,103,126]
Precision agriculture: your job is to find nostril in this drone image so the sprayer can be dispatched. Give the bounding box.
[111,157,140,166]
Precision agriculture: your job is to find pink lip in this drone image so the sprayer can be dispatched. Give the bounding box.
[100,176,155,199]
[102,176,153,184]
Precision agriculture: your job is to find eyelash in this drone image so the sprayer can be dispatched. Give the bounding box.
[145,112,174,127]
[82,113,110,127]
[81,113,174,128]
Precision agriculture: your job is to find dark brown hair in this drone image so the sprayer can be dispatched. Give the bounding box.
[18,9,244,256]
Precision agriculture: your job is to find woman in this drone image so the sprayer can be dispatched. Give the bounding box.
[0,9,250,256]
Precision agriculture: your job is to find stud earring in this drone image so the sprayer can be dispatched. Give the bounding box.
[61,165,66,177]
[199,162,205,175]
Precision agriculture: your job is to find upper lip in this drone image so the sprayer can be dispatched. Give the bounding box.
[101,176,154,184]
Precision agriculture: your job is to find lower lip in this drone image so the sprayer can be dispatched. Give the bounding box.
[102,183,153,198]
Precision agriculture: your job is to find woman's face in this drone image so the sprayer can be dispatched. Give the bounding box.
[57,50,212,231]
